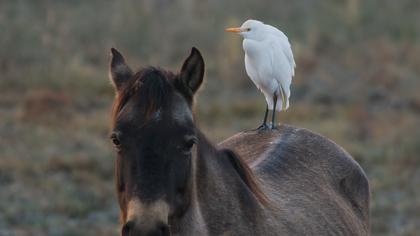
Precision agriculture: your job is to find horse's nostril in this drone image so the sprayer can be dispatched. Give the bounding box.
[158,223,170,236]
[121,221,134,236]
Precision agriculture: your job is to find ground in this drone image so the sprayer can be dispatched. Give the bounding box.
[1,1,419,235]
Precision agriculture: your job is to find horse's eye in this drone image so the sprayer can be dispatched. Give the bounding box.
[182,137,197,154]
[110,133,121,148]
[185,140,195,150]
[112,137,120,146]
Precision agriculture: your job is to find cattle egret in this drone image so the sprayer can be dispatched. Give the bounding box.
[225,19,295,129]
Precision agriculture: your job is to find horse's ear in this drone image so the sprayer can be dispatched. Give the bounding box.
[179,47,205,96]
[109,48,133,91]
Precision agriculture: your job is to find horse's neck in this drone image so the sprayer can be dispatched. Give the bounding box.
[179,132,265,235]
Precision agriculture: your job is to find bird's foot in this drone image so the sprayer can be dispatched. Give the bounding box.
[270,122,278,130]
[255,123,269,131]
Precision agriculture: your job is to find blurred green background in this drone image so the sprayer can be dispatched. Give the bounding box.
[0,0,419,235]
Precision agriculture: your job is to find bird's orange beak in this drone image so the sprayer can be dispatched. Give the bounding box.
[225,27,242,33]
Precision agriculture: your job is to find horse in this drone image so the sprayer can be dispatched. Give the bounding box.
[107,47,370,236]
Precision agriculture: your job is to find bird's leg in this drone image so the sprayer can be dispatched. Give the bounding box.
[256,105,269,130]
[271,93,278,129]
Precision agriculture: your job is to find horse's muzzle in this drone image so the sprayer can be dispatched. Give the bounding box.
[121,220,170,236]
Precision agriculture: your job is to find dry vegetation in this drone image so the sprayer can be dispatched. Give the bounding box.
[0,0,419,235]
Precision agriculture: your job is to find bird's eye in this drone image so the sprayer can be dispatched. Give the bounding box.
[110,133,121,148]
[247,28,251,31]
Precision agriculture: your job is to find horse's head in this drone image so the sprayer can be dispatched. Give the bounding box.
[109,48,204,236]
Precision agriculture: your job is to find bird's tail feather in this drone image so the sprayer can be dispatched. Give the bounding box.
[279,85,287,111]
[266,95,289,112]
[265,85,289,111]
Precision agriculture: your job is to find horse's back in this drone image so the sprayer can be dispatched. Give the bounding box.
[219,124,370,235]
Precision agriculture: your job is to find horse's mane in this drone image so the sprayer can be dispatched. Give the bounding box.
[222,148,270,206]
[111,67,176,124]
[196,132,270,207]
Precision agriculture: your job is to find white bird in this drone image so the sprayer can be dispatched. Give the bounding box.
[225,19,295,129]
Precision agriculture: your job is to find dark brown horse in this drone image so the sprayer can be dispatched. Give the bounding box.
[108,47,370,236]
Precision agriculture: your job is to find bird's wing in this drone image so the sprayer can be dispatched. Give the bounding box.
[265,25,296,75]
[265,36,295,110]
[267,38,294,88]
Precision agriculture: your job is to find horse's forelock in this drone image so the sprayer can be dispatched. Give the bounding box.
[111,67,176,125]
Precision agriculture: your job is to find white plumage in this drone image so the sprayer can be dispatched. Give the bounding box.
[226,19,295,129]
[228,19,295,111]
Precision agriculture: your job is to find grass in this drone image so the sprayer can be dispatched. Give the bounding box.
[1,1,419,235]
[1,76,419,235]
